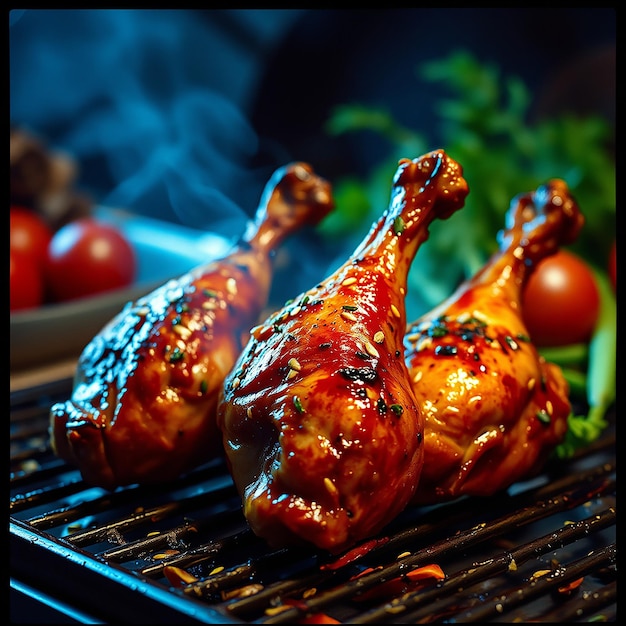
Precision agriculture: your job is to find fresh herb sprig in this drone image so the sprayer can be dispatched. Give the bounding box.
[322,50,615,456]
[324,50,614,280]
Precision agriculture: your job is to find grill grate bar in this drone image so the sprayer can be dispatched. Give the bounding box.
[100,517,210,562]
[507,505,616,564]
[208,564,333,618]
[72,502,178,546]
[344,513,616,624]
[10,457,72,487]
[183,546,323,601]
[237,473,614,624]
[103,505,244,562]
[10,384,616,624]
[140,528,257,577]
[23,488,136,530]
[530,578,617,622]
[447,543,617,624]
[189,459,613,593]
[10,475,87,515]
[64,487,235,547]
[375,457,615,558]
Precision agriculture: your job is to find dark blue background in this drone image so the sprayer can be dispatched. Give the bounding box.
[10,9,615,228]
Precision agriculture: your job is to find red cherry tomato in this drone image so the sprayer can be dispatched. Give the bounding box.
[608,240,616,291]
[10,248,44,311]
[522,250,600,347]
[44,218,136,302]
[10,205,53,268]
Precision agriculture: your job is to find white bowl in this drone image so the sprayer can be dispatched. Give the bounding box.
[10,207,233,371]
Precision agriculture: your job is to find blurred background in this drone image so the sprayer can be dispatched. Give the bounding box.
[10,8,616,316]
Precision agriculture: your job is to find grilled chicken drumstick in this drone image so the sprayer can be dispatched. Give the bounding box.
[49,163,334,490]
[217,150,469,553]
[405,179,583,504]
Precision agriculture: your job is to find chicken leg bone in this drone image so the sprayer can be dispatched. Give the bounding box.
[49,163,334,490]
[218,150,469,553]
[405,179,583,504]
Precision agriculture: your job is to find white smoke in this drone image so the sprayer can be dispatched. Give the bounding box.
[9,9,295,236]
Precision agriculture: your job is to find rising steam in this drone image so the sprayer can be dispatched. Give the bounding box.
[9,9,276,238]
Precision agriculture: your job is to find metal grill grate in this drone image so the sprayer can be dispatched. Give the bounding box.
[10,380,616,623]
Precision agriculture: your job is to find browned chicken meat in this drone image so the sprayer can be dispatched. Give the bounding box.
[405,179,583,504]
[49,163,334,490]
[217,150,469,554]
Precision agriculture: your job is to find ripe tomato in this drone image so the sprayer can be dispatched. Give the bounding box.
[522,250,600,347]
[44,218,136,302]
[608,240,616,291]
[10,248,44,311]
[10,205,53,268]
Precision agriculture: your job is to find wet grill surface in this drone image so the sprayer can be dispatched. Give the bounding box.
[10,379,616,623]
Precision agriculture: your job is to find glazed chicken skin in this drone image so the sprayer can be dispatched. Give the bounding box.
[49,163,334,491]
[405,179,583,504]
[217,150,469,554]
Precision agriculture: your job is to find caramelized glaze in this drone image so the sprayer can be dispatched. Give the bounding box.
[49,163,334,490]
[405,179,583,503]
[218,150,469,553]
